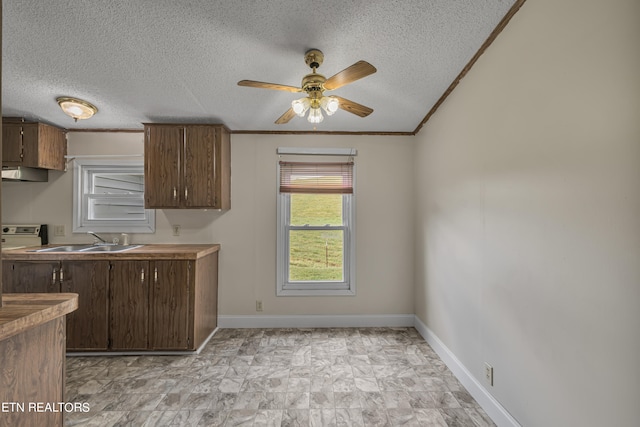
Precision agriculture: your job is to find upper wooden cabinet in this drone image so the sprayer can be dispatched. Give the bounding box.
[2,119,67,170]
[144,123,231,209]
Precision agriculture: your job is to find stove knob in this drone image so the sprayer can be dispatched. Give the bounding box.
[2,227,8,233]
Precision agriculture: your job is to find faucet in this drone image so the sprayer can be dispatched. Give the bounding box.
[87,231,107,244]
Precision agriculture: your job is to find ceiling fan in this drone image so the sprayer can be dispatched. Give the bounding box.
[238,49,377,124]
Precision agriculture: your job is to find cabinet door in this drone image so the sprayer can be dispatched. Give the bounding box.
[109,261,149,350]
[216,127,232,210]
[149,260,191,350]
[2,122,66,170]
[144,125,183,208]
[32,123,67,170]
[62,261,110,350]
[20,124,42,169]
[2,123,24,165]
[2,261,60,293]
[184,126,216,208]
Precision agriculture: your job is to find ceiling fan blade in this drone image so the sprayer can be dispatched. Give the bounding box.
[323,61,377,91]
[238,80,302,93]
[275,107,297,124]
[334,96,373,117]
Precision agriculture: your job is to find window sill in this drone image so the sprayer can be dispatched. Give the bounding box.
[277,288,356,297]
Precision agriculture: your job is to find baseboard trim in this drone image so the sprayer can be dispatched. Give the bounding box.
[218,314,415,329]
[413,316,521,427]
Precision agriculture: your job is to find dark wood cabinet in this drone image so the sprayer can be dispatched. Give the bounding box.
[149,252,219,351]
[2,122,23,164]
[109,260,149,350]
[2,259,110,350]
[2,260,60,293]
[2,119,67,170]
[62,261,110,350]
[193,250,219,347]
[144,123,231,209]
[143,125,182,208]
[1,245,219,352]
[149,260,191,350]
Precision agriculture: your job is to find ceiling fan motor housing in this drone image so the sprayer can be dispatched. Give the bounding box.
[301,73,326,98]
[304,49,324,70]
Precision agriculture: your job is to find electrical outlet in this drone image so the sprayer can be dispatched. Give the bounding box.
[54,225,66,236]
[256,300,263,312]
[172,225,181,236]
[484,362,494,386]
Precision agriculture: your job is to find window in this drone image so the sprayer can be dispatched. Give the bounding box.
[277,159,356,296]
[73,159,155,233]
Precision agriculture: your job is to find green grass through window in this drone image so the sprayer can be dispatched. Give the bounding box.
[289,194,344,282]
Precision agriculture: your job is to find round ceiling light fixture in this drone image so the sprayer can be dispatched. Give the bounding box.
[56,97,98,122]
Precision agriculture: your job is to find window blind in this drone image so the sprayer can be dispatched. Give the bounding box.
[279,161,353,194]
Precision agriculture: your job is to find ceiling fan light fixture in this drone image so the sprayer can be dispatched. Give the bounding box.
[56,96,98,122]
[320,96,339,116]
[292,97,310,117]
[307,107,324,124]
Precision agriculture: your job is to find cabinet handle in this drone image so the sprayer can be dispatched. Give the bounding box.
[59,269,64,283]
[173,187,177,200]
[185,187,188,200]
[141,268,145,284]
[52,268,57,285]
[154,267,158,283]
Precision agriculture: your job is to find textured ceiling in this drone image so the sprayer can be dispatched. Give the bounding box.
[2,0,517,133]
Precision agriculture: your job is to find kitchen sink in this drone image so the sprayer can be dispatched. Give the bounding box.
[81,245,143,252]
[32,244,143,253]
[34,245,94,252]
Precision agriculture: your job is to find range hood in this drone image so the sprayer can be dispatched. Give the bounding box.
[2,166,48,182]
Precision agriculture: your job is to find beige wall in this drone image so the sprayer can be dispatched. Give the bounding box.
[2,132,416,317]
[413,0,640,426]
[4,0,639,423]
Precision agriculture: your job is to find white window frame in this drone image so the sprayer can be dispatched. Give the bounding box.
[276,151,356,296]
[72,159,155,233]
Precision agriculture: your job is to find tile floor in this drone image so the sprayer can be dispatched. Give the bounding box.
[65,328,495,426]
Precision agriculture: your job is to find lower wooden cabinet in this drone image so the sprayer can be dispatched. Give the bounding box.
[2,260,60,293]
[109,260,150,350]
[149,260,191,350]
[3,260,109,350]
[148,253,219,350]
[62,261,110,350]
[2,250,218,352]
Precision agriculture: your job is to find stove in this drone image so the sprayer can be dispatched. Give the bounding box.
[2,224,48,250]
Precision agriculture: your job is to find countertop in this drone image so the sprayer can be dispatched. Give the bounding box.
[0,293,79,341]
[2,243,220,261]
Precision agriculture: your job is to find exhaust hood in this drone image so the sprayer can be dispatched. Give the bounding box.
[2,166,48,182]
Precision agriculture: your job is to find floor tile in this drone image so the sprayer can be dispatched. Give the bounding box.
[64,328,495,426]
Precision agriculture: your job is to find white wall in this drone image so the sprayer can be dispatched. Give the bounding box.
[413,0,640,426]
[2,132,416,317]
